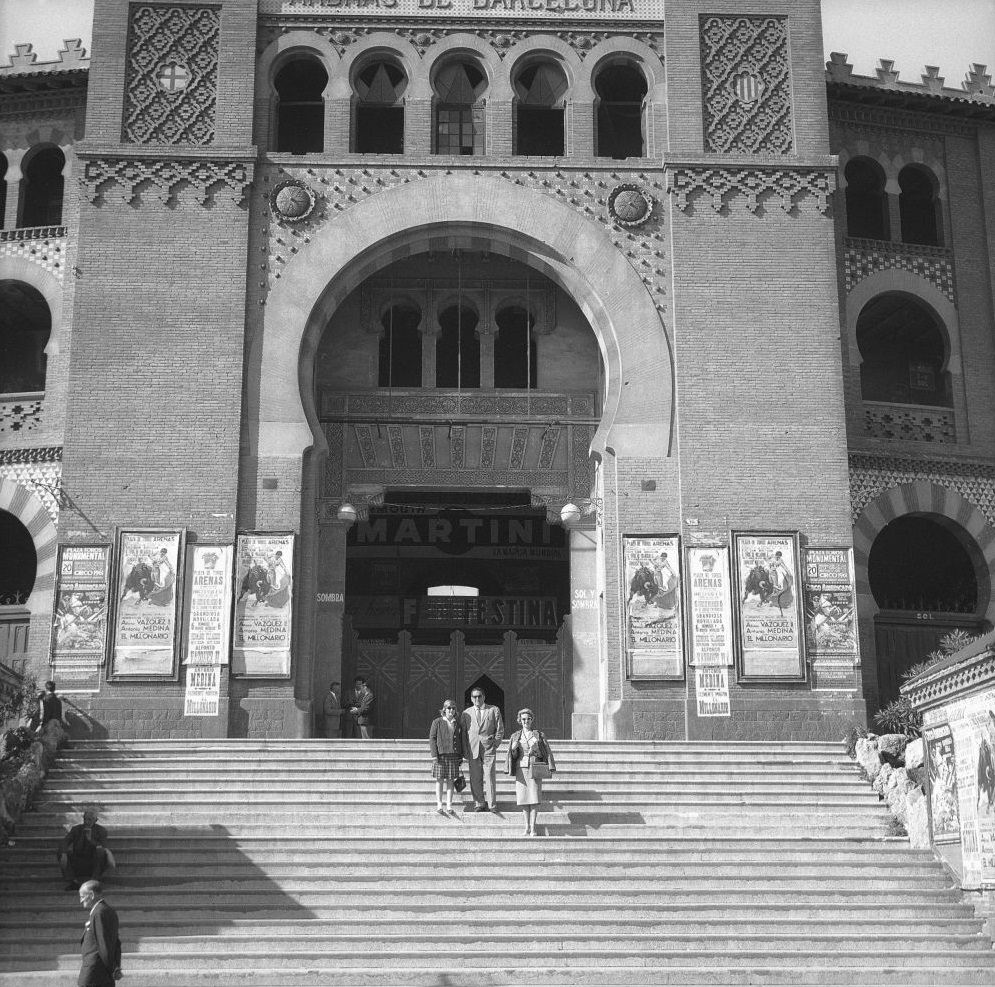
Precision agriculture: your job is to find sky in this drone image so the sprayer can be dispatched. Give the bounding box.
[0,0,992,84]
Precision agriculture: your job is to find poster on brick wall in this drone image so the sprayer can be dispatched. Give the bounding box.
[732,532,805,682]
[50,544,111,693]
[622,535,683,680]
[182,545,233,666]
[109,530,185,680]
[925,726,960,843]
[695,667,731,717]
[686,546,734,667]
[183,665,221,717]
[804,548,859,683]
[231,532,294,678]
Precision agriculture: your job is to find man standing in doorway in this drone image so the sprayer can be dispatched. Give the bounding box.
[463,688,504,812]
[322,681,342,739]
[345,676,375,739]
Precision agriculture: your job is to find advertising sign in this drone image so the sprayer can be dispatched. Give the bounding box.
[232,533,294,677]
[686,546,734,667]
[622,535,683,680]
[696,667,731,717]
[51,544,110,692]
[804,548,858,656]
[925,725,960,843]
[183,545,233,666]
[732,532,805,681]
[110,530,185,679]
[264,0,656,22]
[183,665,221,717]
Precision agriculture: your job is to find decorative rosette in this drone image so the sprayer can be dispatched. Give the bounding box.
[270,179,317,224]
[607,184,654,227]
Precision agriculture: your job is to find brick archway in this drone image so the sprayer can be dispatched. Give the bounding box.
[0,476,58,614]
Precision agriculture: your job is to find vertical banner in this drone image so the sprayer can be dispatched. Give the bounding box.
[696,667,731,717]
[686,546,734,667]
[925,725,960,842]
[110,530,184,679]
[183,545,233,666]
[732,532,805,681]
[183,665,221,717]
[804,547,859,690]
[51,544,111,693]
[232,532,295,677]
[622,535,683,680]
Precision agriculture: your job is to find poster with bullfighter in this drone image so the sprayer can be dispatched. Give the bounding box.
[232,532,295,677]
[622,534,683,680]
[109,529,185,679]
[732,532,805,681]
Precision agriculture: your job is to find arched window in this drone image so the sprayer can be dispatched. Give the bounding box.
[494,306,537,388]
[354,59,406,154]
[844,157,888,240]
[0,154,7,230]
[899,165,941,246]
[856,293,951,406]
[0,509,37,607]
[20,147,64,227]
[274,58,328,153]
[513,60,567,156]
[594,62,647,159]
[434,60,487,156]
[0,280,51,394]
[436,304,480,387]
[378,304,422,387]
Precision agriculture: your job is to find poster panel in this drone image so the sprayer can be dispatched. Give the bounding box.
[622,535,683,680]
[732,532,805,681]
[51,544,110,692]
[696,667,731,717]
[803,548,858,657]
[686,546,734,667]
[925,726,960,843]
[183,665,221,717]
[232,532,294,677]
[109,530,184,679]
[183,545,233,666]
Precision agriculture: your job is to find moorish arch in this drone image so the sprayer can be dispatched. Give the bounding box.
[0,475,58,616]
[853,481,995,710]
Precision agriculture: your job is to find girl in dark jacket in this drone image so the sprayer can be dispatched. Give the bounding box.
[429,700,466,814]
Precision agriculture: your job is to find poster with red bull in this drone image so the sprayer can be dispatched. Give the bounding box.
[51,544,111,693]
[232,532,294,677]
[622,535,683,680]
[109,530,185,679]
[732,532,805,681]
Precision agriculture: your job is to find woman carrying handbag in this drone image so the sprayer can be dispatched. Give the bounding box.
[506,707,556,836]
[429,700,466,815]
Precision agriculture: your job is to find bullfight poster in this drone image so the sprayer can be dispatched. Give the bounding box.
[232,532,294,677]
[622,535,683,680]
[925,726,960,843]
[686,546,734,667]
[732,532,805,681]
[50,544,110,693]
[182,545,233,666]
[109,530,185,679]
[695,667,731,717]
[183,665,221,717]
[804,547,859,690]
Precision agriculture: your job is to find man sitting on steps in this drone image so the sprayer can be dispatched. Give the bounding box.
[59,807,114,891]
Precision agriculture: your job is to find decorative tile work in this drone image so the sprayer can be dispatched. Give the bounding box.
[354,424,378,468]
[0,228,66,280]
[571,425,596,501]
[849,452,995,525]
[419,426,435,468]
[828,102,976,139]
[386,425,405,468]
[81,158,253,207]
[700,15,793,155]
[320,422,343,499]
[0,455,62,524]
[317,389,594,421]
[667,166,835,215]
[449,426,465,469]
[863,402,956,444]
[537,427,561,470]
[844,238,956,303]
[0,397,43,436]
[123,4,220,145]
[509,427,529,469]
[480,426,497,469]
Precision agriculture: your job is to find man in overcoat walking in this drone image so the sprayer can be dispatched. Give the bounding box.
[78,880,122,985]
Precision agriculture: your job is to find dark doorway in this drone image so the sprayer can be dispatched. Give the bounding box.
[464,674,505,726]
[0,509,36,606]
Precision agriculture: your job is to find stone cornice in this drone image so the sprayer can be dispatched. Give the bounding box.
[848,450,995,477]
[902,634,995,711]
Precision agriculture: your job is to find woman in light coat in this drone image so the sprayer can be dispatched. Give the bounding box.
[429,700,466,814]
[506,707,556,836]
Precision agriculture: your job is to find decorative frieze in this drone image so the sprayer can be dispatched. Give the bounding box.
[862,401,956,444]
[0,229,66,279]
[666,166,835,215]
[844,237,955,303]
[828,101,978,138]
[0,397,43,436]
[0,449,62,524]
[903,649,995,709]
[80,158,253,207]
[318,389,595,420]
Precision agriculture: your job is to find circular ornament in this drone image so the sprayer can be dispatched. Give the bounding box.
[731,68,764,104]
[157,62,190,94]
[271,180,317,223]
[607,184,653,227]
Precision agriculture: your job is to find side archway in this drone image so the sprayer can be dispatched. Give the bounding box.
[0,476,58,615]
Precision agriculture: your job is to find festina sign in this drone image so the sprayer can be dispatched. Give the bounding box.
[409,595,559,629]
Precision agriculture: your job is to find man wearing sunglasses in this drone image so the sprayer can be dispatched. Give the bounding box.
[462,688,504,812]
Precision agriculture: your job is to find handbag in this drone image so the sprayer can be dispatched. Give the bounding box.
[454,773,466,793]
[529,761,551,781]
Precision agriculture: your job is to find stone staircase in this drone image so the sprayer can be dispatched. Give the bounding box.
[0,739,993,985]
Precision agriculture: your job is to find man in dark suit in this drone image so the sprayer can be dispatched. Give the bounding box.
[60,808,112,891]
[345,675,375,738]
[78,880,121,985]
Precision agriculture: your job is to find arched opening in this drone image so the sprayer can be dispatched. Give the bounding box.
[594,61,647,159]
[20,147,64,228]
[377,303,422,387]
[433,59,487,156]
[513,60,567,156]
[0,154,7,230]
[0,509,37,607]
[274,58,328,153]
[899,165,942,247]
[0,280,52,395]
[464,674,505,726]
[869,514,985,706]
[436,304,480,388]
[844,157,889,240]
[856,293,951,406]
[353,58,406,154]
[494,305,537,388]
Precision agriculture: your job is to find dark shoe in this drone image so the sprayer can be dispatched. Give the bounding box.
[466,804,482,812]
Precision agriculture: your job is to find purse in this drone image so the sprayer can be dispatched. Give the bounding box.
[454,774,466,793]
[529,761,551,781]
